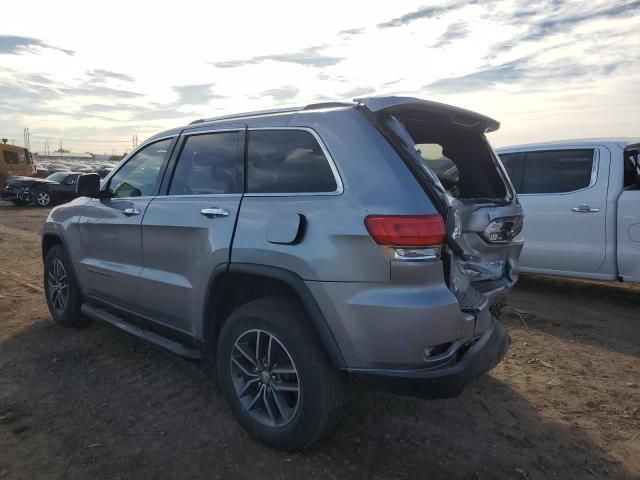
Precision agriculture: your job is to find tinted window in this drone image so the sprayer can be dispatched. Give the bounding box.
[170,132,241,195]
[109,138,172,197]
[521,149,594,194]
[623,149,640,189]
[3,151,19,165]
[498,153,518,178]
[247,130,337,193]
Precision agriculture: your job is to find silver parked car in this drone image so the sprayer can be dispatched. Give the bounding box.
[42,97,523,450]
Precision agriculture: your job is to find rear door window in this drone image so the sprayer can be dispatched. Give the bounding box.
[520,149,594,194]
[247,129,338,194]
[169,132,242,195]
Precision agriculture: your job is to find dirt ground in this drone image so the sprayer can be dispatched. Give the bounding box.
[0,204,638,480]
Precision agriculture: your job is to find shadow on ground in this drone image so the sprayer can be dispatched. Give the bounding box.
[0,318,632,480]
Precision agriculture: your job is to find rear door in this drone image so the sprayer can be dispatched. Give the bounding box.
[516,147,611,276]
[618,145,640,282]
[78,137,175,308]
[139,126,245,333]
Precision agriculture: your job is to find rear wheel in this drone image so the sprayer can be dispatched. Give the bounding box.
[217,296,349,451]
[44,245,87,327]
[34,189,51,207]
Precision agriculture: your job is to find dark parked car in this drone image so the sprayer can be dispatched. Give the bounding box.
[2,171,81,207]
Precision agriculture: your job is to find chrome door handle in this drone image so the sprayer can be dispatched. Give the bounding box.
[122,208,140,216]
[571,205,600,213]
[200,207,229,218]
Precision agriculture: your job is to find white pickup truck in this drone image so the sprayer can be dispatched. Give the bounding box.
[496,139,640,283]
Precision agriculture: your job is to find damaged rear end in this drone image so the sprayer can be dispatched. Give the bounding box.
[354,97,523,396]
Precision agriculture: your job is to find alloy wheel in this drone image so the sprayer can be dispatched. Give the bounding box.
[48,258,69,314]
[36,191,50,206]
[230,329,300,427]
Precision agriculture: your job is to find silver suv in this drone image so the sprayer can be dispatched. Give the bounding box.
[42,97,523,450]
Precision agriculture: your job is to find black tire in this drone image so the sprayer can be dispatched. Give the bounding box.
[44,244,87,327]
[217,296,349,451]
[33,188,52,207]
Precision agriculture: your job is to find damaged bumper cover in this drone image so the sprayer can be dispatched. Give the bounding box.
[348,317,510,399]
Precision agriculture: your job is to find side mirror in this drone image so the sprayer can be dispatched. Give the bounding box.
[76,173,101,198]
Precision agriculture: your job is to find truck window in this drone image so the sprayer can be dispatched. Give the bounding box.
[247,129,337,194]
[623,148,640,190]
[520,149,594,194]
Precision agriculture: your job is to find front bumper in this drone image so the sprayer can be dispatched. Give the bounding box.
[349,318,510,399]
[1,187,31,202]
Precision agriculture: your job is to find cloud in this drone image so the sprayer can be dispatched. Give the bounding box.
[423,62,525,94]
[432,23,469,48]
[25,73,54,84]
[340,86,375,98]
[172,83,225,105]
[423,57,624,95]
[260,85,300,101]
[339,27,365,36]
[87,69,134,83]
[212,45,343,69]
[0,35,74,55]
[377,1,476,28]
[59,85,143,98]
[521,1,640,42]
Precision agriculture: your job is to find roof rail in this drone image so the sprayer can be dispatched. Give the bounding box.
[188,101,355,126]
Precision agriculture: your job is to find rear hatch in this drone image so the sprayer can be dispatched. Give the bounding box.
[358,97,523,324]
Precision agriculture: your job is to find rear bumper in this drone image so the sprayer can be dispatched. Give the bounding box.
[348,318,510,399]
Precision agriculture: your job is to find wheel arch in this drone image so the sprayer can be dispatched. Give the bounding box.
[41,231,85,297]
[203,263,346,368]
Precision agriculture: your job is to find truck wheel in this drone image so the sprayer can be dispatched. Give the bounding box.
[44,244,87,327]
[34,189,51,207]
[217,296,349,451]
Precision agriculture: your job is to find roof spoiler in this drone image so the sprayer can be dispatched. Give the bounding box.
[354,96,500,133]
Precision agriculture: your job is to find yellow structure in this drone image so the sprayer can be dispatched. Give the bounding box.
[0,140,36,184]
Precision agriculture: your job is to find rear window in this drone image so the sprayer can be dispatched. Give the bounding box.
[520,149,594,194]
[387,114,508,200]
[247,129,337,194]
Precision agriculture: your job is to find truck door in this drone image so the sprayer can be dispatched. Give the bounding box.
[516,146,612,278]
[138,126,245,334]
[618,145,640,282]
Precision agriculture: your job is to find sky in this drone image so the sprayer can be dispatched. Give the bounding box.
[1,0,639,154]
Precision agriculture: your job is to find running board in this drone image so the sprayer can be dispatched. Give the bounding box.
[81,303,201,359]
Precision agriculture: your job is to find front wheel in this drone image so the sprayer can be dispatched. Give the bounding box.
[44,245,87,327]
[217,296,349,451]
[33,189,52,207]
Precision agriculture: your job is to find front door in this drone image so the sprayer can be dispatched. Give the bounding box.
[139,128,245,333]
[78,137,175,309]
[516,147,610,276]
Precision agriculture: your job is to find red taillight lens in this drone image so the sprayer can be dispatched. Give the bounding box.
[365,214,446,247]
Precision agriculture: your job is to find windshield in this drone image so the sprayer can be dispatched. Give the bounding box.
[46,172,69,183]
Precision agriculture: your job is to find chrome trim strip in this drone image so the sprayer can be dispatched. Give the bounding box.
[244,126,344,197]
